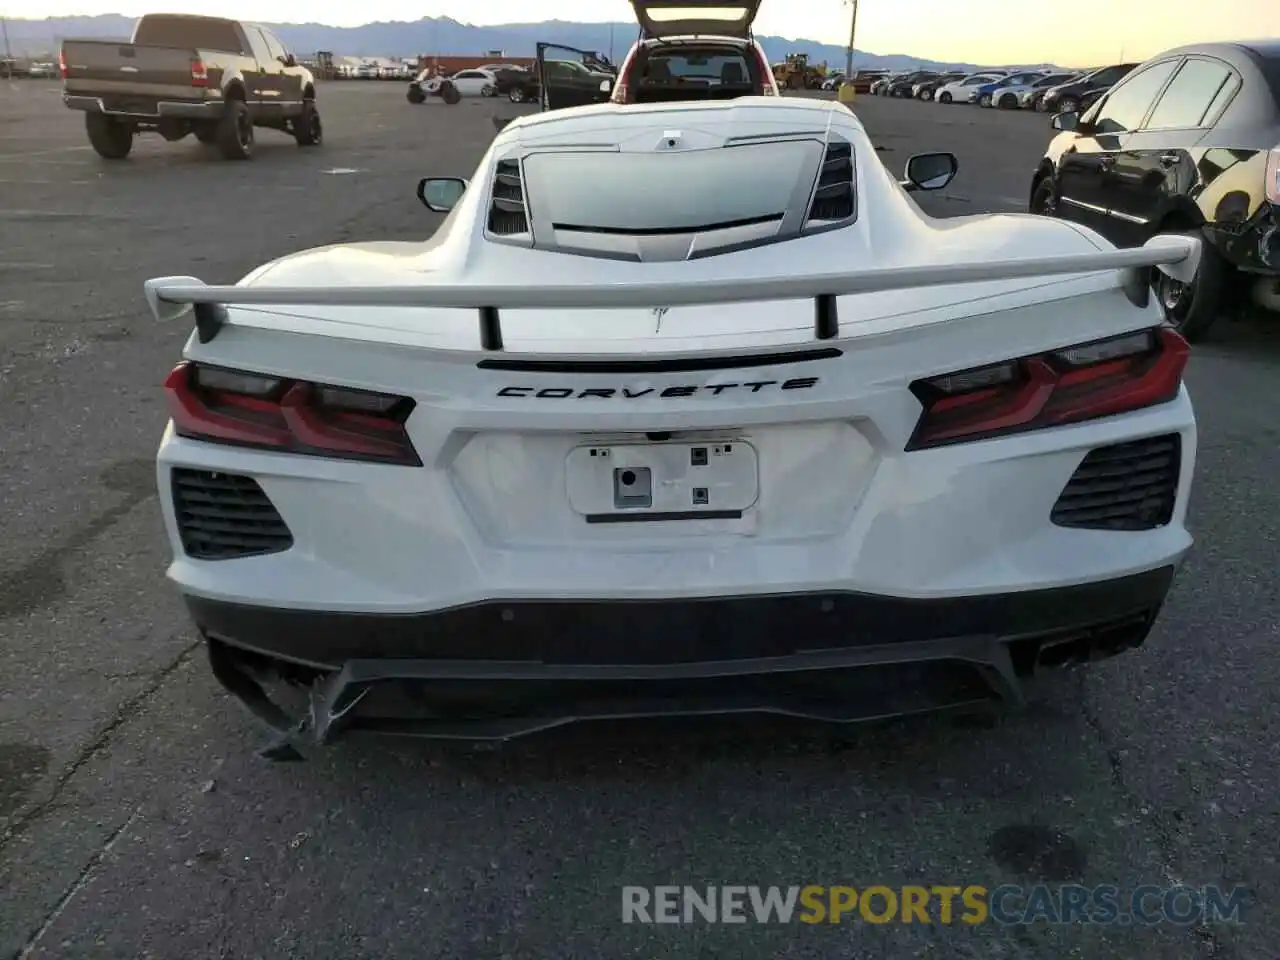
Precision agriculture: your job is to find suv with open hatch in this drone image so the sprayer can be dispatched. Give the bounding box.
[536,0,778,110]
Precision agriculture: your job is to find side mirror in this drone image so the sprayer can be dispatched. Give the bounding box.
[280,54,296,67]
[599,79,612,94]
[417,177,468,213]
[901,152,958,192]
[1051,110,1078,132]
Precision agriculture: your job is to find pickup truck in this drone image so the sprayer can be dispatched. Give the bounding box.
[60,13,320,161]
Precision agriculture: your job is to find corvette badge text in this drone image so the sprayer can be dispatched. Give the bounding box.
[496,378,819,399]
[620,884,1249,926]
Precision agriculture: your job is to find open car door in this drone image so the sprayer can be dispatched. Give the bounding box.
[629,0,761,39]
[535,42,615,111]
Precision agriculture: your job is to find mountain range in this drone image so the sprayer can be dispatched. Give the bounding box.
[1,14,1065,73]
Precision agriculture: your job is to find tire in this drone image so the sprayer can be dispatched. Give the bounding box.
[406,84,425,104]
[999,93,1018,109]
[509,86,526,103]
[1058,96,1080,114]
[919,89,933,101]
[979,93,993,108]
[939,91,952,104]
[85,113,133,159]
[481,84,496,97]
[1034,96,1049,112]
[216,99,253,160]
[293,99,322,147]
[440,82,461,105]
[1154,228,1228,342]
[1030,177,1059,218]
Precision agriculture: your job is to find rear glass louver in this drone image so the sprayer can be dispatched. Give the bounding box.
[807,139,855,223]
[488,159,529,236]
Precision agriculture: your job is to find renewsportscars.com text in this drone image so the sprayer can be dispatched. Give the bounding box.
[621,884,1249,926]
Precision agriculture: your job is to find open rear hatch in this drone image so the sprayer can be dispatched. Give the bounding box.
[630,0,761,39]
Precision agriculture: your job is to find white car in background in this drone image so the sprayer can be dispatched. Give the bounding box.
[449,68,500,97]
[145,95,1199,753]
[935,70,1008,103]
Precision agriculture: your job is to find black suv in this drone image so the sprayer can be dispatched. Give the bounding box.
[1031,41,1280,340]
[1039,63,1138,114]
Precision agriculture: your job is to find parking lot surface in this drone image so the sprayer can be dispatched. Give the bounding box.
[1,80,1278,959]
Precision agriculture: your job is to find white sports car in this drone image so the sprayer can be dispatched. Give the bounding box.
[146,96,1200,755]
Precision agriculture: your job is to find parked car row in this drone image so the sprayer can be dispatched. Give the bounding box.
[870,63,1140,113]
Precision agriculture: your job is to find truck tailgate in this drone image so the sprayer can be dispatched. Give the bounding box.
[62,40,202,100]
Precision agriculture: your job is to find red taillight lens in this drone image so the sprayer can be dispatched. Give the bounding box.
[190,58,208,86]
[755,47,777,95]
[906,327,1189,450]
[1265,147,1280,205]
[163,362,421,466]
[58,50,68,79]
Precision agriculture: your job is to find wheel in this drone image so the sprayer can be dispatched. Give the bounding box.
[440,82,461,105]
[293,99,322,147]
[216,99,253,160]
[1153,229,1227,342]
[85,113,133,159]
[509,86,526,103]
[999,93,1018,109]
[1030,177,1059,217]
[1058,96,1080,114]
[919,89,933,101]
[979,93,993,108]
[939,91,952,104]
[406,84,425,104]
[481,84,496,97]
[1034,96,1049,112]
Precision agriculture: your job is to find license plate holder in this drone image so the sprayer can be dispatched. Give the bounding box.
[566,441,758,518]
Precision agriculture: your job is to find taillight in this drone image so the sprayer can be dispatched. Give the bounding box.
[58,50,68,79]
[164,362,421,466]
[190,58,208,86]
[906,327,1189,451]
[613,81,630,103]
[1266,147,1280,204]
[754,47,777,95]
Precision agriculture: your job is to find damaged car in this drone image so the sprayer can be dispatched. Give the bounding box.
[145,95,1199,756]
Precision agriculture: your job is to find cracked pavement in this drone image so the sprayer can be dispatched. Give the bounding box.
[1,81,1278,959]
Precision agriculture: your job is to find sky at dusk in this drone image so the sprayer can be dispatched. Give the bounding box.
[4,0,1275,66]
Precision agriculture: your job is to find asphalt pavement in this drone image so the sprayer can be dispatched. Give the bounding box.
[1,80,1278,960]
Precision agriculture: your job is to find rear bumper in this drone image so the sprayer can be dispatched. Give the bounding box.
[63,94,224,120]
[192,565,1179,744]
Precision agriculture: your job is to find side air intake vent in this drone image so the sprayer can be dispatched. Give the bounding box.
[488,159,529,236]
[1051,434,1181,531]
[807,139,855,223]
[172,469,293,560]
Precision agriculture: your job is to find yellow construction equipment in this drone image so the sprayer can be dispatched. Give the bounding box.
[772,53,826,91]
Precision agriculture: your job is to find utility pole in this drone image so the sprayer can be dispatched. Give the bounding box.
[1,17,13,80]
[844,0,858,80]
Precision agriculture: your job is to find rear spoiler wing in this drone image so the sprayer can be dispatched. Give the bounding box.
[144,235,1199,350]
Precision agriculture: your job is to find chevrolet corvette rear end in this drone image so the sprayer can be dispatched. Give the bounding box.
[146,98,1199,753]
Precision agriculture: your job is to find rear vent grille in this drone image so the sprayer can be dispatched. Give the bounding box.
[172,469,293,560]
[807,139,855,222]
[488,159,529,235]
[1051,434,1181,531]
